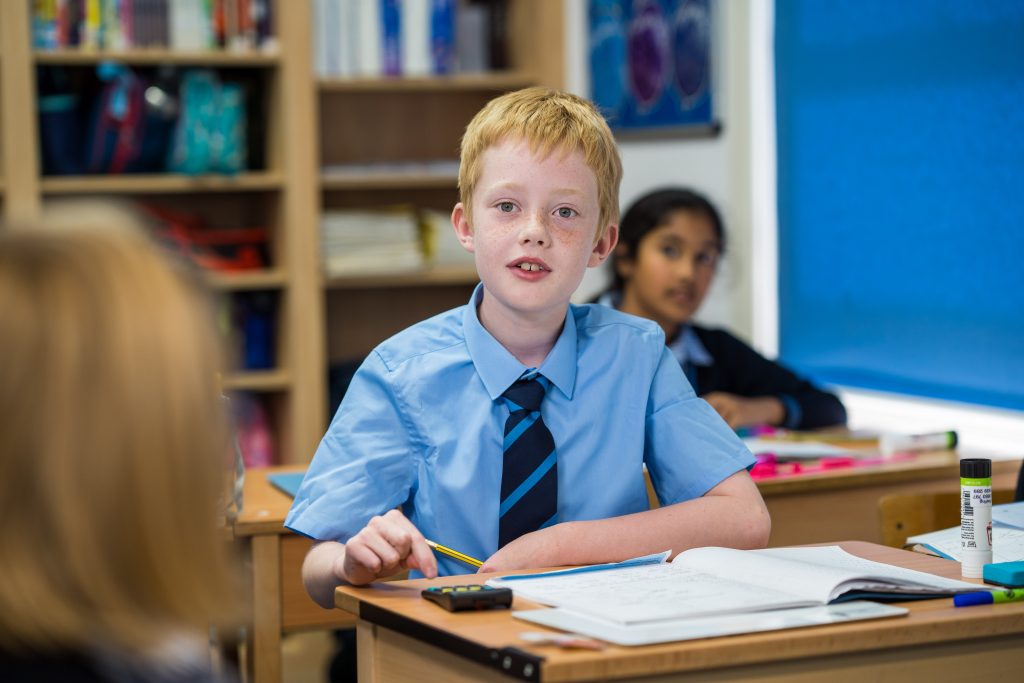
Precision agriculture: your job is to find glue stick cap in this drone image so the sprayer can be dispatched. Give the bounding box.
[960,459,991,478]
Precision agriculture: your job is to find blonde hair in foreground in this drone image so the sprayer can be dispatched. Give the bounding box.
[0,227,238,653]
[458,86,623,240]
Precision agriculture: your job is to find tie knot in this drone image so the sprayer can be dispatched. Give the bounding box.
[502,376,546,412]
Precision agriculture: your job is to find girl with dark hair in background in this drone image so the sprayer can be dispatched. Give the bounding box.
[600,187,846,430]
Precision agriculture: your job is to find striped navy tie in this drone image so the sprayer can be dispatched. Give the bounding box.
[499,374,558,548]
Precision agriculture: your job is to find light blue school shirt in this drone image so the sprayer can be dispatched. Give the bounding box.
[285,284,754,577]
[597,291,802,427]
[595,291,714,378]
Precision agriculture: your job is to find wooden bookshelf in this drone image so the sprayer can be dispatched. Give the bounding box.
[1,0,564,463]
[223,369,292,392]
[208,268,288,291]
[0,0,324,465]
[324,264,478,290]
[40,172,285,195]
[34,48,281,67]
[319,170,457,191]
[317,1,564,369]
[317,72,534,93]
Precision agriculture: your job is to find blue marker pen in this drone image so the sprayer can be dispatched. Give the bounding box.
[954,588,1024,607]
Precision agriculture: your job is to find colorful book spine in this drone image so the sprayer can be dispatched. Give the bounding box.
[81,0,101,49]
[430,0,455,75]
[401,0,431,77]
[32,0,59,50]
[30,0,272,52]
[380,0,402,76]
[356,0,382,76]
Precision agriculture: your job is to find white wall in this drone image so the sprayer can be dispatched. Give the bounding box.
[565,0,755,342]
[565,0,1024,458]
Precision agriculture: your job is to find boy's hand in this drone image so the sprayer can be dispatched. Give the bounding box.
[703,392,784,429]
[336,509,437,585]
[478,525,568,574]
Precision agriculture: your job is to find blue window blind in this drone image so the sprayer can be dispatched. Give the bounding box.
[775,1,1024,411]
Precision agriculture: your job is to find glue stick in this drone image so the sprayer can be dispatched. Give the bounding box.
[960,458,992,578]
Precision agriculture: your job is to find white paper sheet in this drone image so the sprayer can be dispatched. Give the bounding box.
[742,438,861,459]
[993,501,1024,531]
[907,526,1024,562]
[514,601,908,646]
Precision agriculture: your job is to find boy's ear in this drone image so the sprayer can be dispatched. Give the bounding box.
[451,203,475,253]
[587,224,619,268]
[612,242,634,278]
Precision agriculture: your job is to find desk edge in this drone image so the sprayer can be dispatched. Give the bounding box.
[358,601,545,681]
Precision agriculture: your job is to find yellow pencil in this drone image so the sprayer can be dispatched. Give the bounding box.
[425,539,483,568]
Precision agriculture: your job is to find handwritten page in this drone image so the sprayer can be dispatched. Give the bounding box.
[490,562,810,624]
[994,501,1024,531]
[907,526,1024,563]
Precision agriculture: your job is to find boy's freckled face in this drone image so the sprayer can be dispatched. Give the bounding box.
[454,138,612,323]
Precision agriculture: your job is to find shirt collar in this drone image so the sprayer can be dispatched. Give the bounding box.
[463,283,577,401]
[669,324,714,368]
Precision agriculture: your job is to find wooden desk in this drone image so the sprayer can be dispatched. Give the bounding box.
[754,451,1021,546]
[337,541,1024,682]
[240,454,1021,681]
[233,465,355,683]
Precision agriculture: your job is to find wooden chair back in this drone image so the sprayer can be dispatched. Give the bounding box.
[644,469,660,510]
[878,488,1015,547]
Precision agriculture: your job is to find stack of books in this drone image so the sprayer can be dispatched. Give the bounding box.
[32,0,276,52]
[312,0,505,78]
[421,208,474,268]
[320,207,424,277]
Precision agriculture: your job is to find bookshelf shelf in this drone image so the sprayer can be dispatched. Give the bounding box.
[320,171,457,191]
[317,1,564,367]
[324,264,478,290]
[40,172,284,195]
[317,72,533,93]
[4,0,563,463]
[207,268,287,291]
[223,369,292,392]
[34,49,281,67]
[2,1,325,465]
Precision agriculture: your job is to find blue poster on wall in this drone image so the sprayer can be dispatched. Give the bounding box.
[589,0,714,134]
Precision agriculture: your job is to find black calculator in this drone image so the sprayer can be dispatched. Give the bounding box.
[421,584,513,612]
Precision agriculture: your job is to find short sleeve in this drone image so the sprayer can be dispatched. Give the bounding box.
[284,350,419,541]
[643,347,755,505]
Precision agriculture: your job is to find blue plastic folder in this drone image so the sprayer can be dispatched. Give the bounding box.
[494,551,671,582]
[267,472,304,498]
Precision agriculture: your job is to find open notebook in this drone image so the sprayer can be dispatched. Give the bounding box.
[488,545,977,626]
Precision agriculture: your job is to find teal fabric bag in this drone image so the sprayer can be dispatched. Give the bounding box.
[168,70,247,175]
